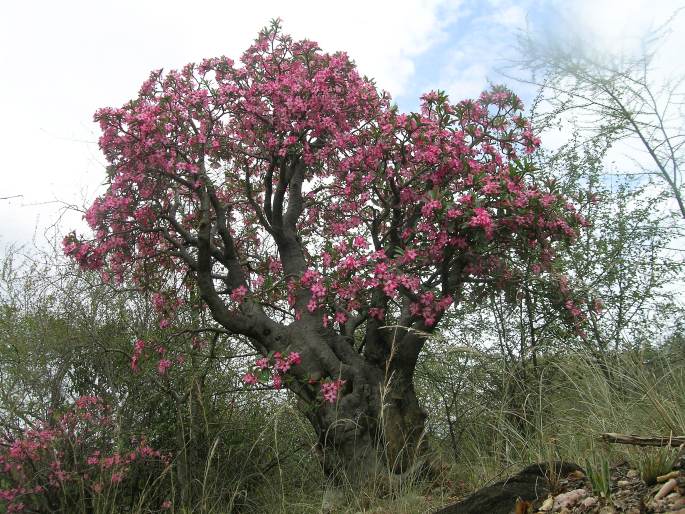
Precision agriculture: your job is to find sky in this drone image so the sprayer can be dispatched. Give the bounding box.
[1,0,684,249]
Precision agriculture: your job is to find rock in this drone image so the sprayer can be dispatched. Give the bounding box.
[539,496,554,511]
[579,496,598,511]
[553,488,587,510]
[656,478,679,500]
[433,462,584,514]
[598,506,616,514]
[658,471,681,482]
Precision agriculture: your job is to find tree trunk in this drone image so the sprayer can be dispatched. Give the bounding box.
[295,334,431,487]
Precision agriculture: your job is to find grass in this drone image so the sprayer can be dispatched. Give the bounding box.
[636,447,678,485]
[414,345,685,501]
[2,345,683,513]
[585,453,612,498]
[248,346,685,513]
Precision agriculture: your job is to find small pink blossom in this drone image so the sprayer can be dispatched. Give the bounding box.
[274,357,291,373]
[157,359,172,375]
[242,373,258,385]
[230,285,248,303]
[320,379,345,403]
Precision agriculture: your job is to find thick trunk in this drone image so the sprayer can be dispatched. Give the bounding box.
[302,357,430,487]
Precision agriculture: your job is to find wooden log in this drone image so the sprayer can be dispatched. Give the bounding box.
[599,433,685,447]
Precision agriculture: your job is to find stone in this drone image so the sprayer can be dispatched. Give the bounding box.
[433,462,584,514]
[656,478,679,500]
[553,488,588,510]
[580,496,598,510]
[539,496,554,511]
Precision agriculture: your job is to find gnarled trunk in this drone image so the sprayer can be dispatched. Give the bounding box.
[306,372,430,487]
[291,324,432,487]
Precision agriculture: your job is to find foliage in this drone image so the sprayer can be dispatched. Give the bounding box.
[0,396,169,513]
[0,246,322,512]
[585,453,612,499]
[636,447,678,485]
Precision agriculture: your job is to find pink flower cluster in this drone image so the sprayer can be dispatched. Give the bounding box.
[242,352,346,405]
[242,351,301,390]
[130,339,184,376]
[0,397,168,513]
[468,208,494,239]
[320,379,346,404]
[130,338,145,371]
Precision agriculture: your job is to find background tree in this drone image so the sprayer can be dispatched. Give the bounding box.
[515,14,685,221]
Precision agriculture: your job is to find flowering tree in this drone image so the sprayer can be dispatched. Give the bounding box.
[65,21,587,482]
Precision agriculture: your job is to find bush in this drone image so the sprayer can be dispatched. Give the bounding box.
[0,396,170,513]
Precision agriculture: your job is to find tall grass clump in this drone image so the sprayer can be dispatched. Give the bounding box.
[417,341,685,493]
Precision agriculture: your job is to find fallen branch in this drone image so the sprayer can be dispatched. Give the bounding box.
[599,433,685,448]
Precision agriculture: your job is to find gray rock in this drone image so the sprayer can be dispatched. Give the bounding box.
[434,462,584,514]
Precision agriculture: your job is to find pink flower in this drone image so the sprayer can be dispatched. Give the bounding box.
[468,207,495,239]
[272,373,283,390]
[242,373,258,385]
[274,357,291,373]
[157,359,172,375]
[368,307,385,320]
[320,379,345,403]
[287,352,301,366]
[161,500,172,510]
[404,249,418,262]
[230,285,248,303]
[421,199,441,217]
[382,277,398,297]
[310,282,326,298]
[353,235,368,249]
